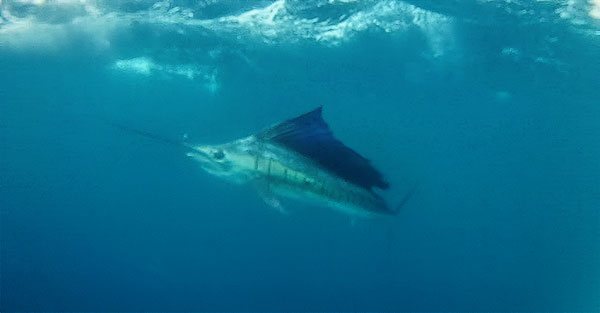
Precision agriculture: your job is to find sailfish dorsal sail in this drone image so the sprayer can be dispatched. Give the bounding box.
[257,107,389,190]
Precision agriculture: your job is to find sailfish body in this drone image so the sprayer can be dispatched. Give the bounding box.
[186,107,395,217]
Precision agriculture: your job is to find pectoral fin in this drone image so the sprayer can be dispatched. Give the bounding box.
[262,196,287,214]
[252,179,288,214]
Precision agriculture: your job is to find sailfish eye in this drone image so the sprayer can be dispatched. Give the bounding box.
[213,150,225,160]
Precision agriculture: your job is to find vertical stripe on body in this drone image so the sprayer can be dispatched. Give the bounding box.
[251,154,374,209]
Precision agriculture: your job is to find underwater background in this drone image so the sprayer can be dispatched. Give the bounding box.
[1,0,599,311]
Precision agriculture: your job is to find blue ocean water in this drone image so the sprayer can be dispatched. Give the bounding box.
[1,0,599,311]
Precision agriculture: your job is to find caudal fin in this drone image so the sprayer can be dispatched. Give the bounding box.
[394,184,417,213]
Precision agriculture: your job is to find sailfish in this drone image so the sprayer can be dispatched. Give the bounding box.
[118,107,409,217]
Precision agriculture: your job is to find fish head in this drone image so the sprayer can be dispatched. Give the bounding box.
[186,138,256,183]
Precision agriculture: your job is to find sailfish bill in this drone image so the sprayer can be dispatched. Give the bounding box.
[119,107,406,217]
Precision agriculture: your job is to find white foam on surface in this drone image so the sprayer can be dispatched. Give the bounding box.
[207,0,454,53]
[590,0,600,19]
[112,57,219,92]
[0,2,117,51]
[0,0,455,53]
[0,0,463,94]
[552,0,600,32]
[114,57,156,76]
[1,0,597,81]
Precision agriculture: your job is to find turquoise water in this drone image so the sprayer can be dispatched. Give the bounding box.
[1,0,599,311]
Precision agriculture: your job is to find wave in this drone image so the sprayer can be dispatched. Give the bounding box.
[2,0,597,52]
[0,0,451,52]
[1,0,597,81]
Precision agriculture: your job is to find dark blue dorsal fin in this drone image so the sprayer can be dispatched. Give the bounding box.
[258,107,389,190]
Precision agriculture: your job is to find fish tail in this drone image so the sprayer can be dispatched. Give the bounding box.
[394,183,417,213]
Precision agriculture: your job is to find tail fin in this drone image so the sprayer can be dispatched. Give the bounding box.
[395,184,417,213]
